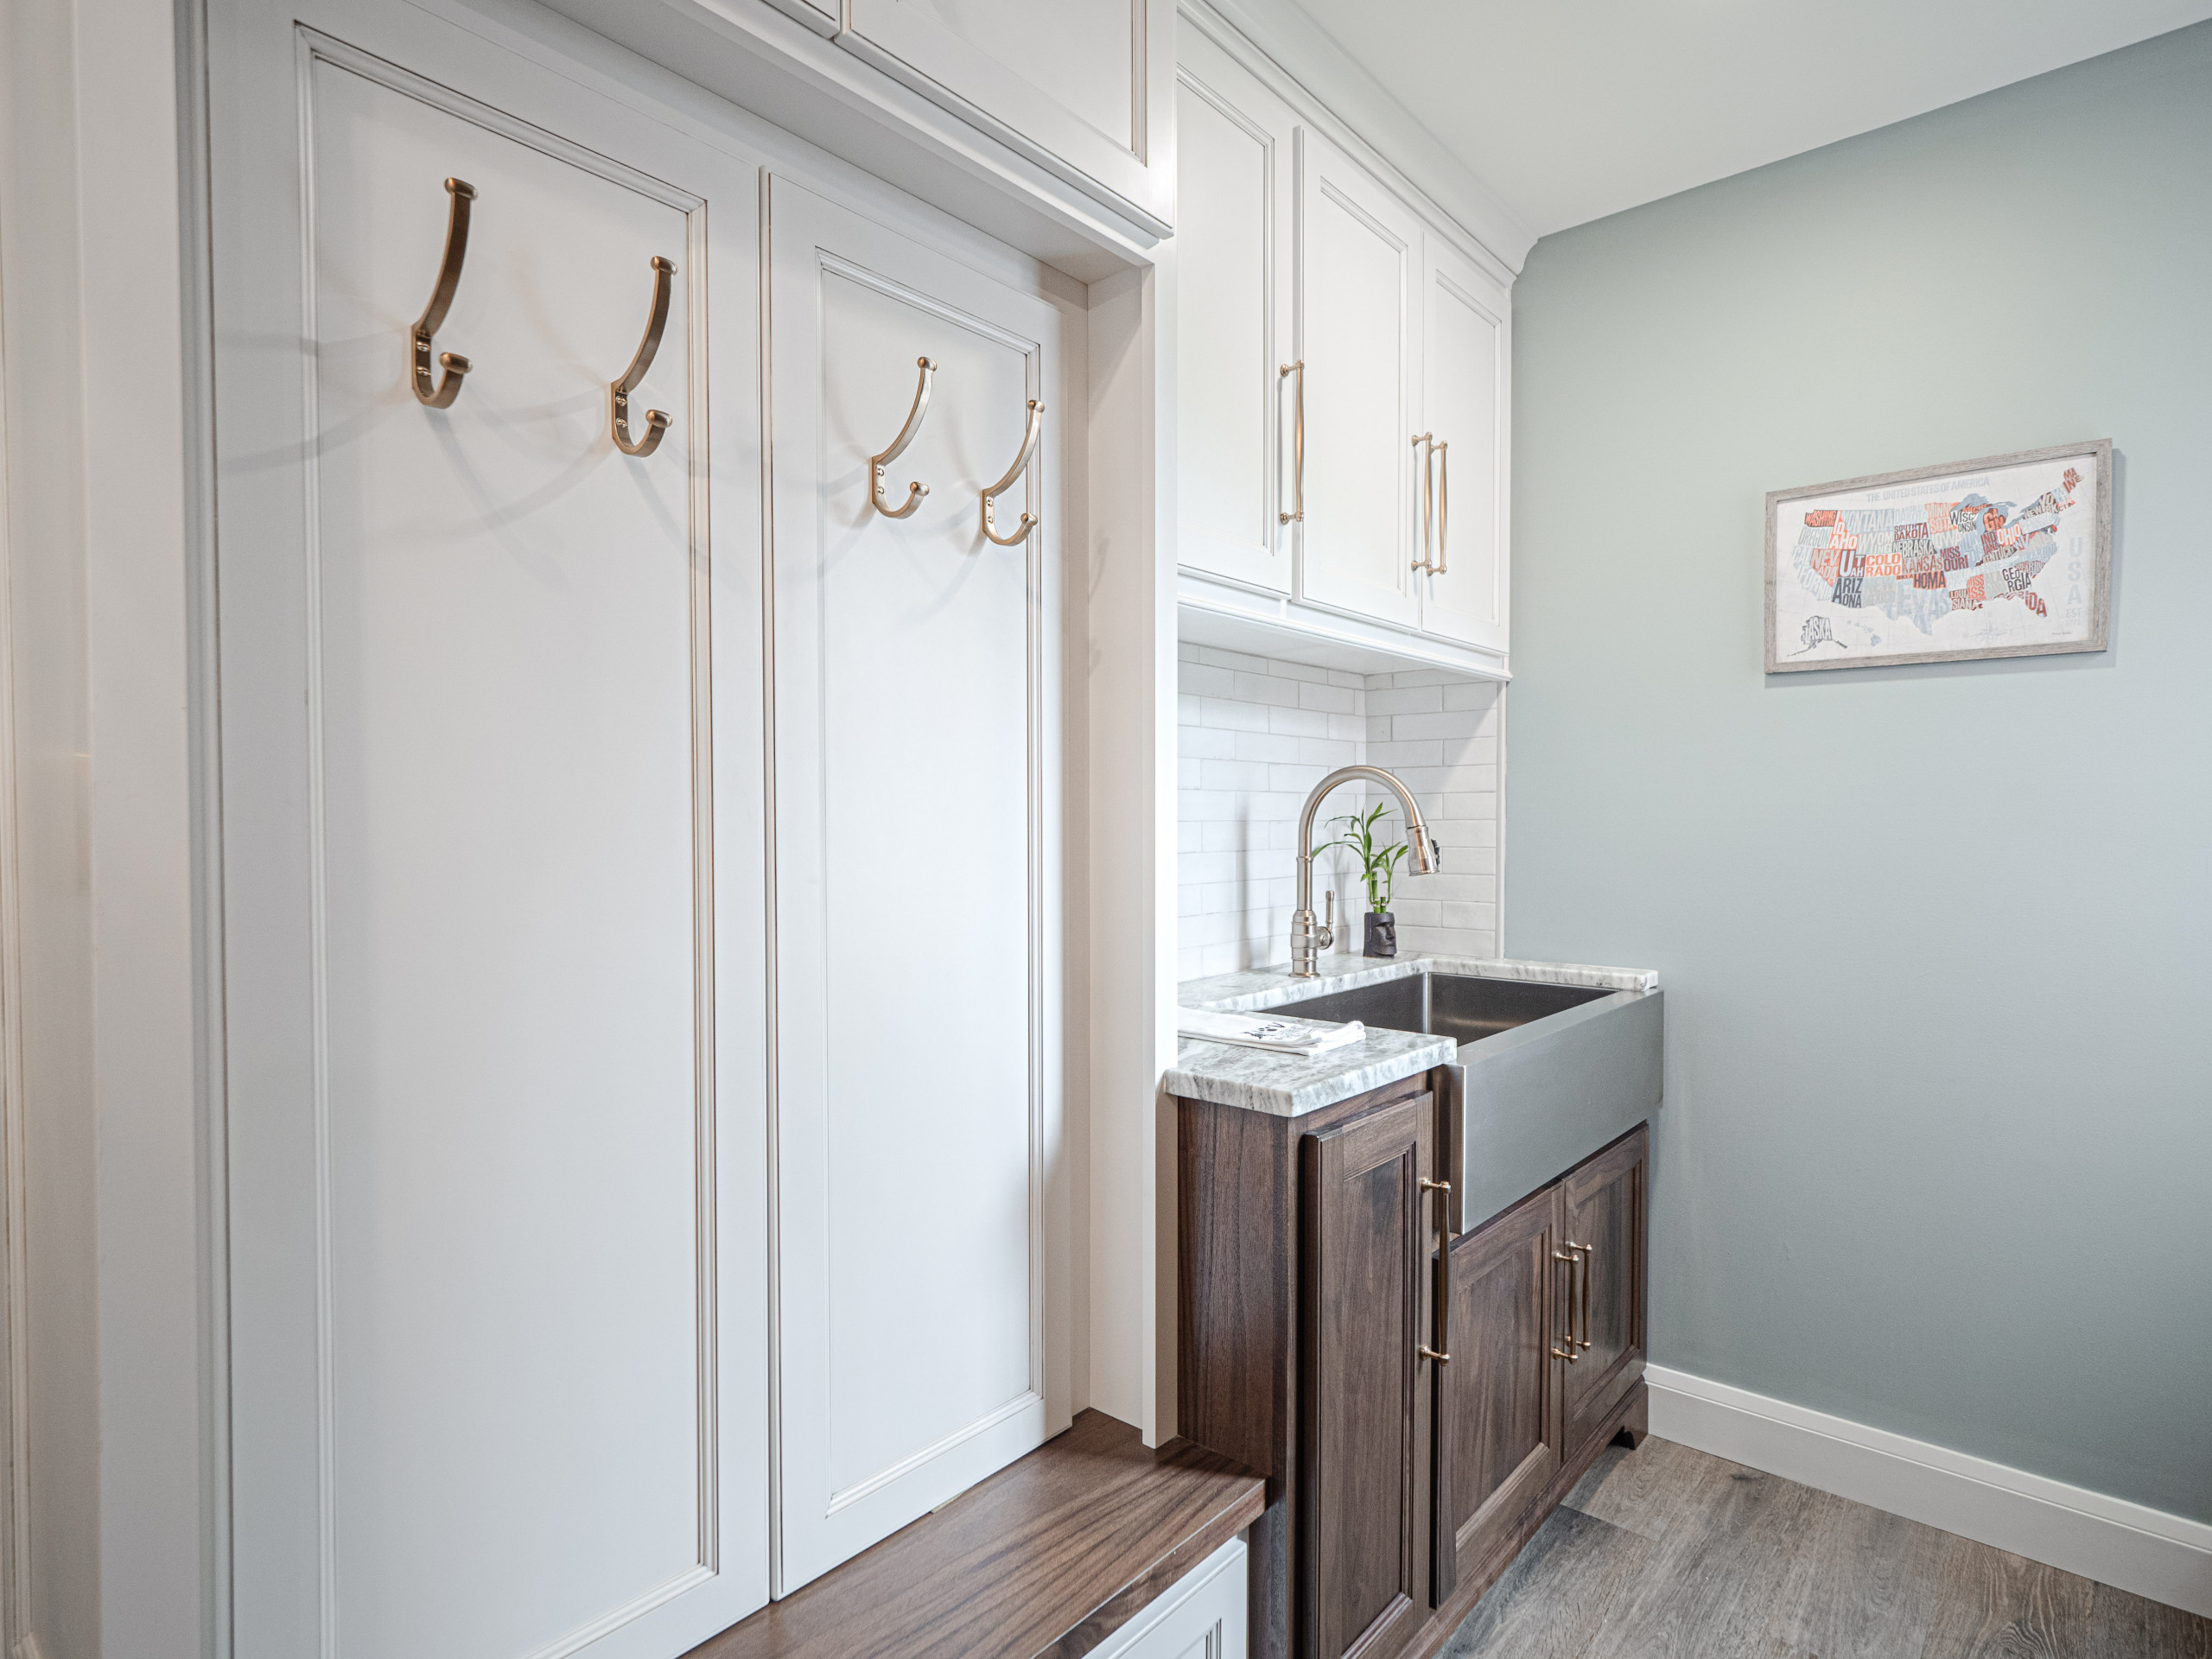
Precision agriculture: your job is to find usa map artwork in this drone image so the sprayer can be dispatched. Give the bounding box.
[1764,442,2110,673]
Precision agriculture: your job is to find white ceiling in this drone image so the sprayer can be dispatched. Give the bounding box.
[1278,0,2212,236]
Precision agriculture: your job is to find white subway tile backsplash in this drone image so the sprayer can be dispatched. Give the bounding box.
[1296,681,1357,714]
[1267,705,1330,738]
[1391,709,1487,742]
[1199,759,1272,792]
[1233,730,1302,764]
[1231,671,1304,708]
[1366,739,1443,769]
[1198,646,1271,674]
[1177,652,1504,971]
[1367,683,1444,716]
[1198,696,1270,733]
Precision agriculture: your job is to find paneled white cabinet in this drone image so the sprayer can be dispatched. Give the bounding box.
[1414,238,1510,652]
[210,0,1076,1647]
[766,175,1070,1594]
[842,0,1174,233]
[1173,29,1294,596]
[210,3,771,1656]
[1172,31,1516,672]
[1293,126,1425,633]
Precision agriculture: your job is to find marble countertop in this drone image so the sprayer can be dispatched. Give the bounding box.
[1166,953,1660,1117]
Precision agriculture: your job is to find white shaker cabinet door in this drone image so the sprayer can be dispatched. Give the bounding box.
[766,176,1069,1594]
[842,0,1173,233]
[1294,129,1424,632]
[208,4,770,1658]
[1173,30,1295,595]
[1416,239,1510,652]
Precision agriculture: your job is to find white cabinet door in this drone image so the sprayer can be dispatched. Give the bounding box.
[1294,129,1424,632]
[766,176,1069,1594]
[1416,238,1510,652]
[1090,1540,1248,1659]
[209,4,769,1658]
[1173,30,1294,595]
[842,0,1173,233]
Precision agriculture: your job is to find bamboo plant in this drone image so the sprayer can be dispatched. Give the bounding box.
[1312,802,1411,915]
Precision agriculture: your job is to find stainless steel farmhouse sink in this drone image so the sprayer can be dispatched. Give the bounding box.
[1279,969,1663,1235]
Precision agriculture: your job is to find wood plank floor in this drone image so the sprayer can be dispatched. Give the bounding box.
[1440,1436,2210,1659]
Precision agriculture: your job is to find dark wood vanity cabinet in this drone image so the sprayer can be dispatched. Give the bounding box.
[1180,1077,1649,1659]
[1300,1096,1433,1659]
[1428,1183,1564,1608]
[1429,1123,1648,1607]
[1560,1127,1648,1457]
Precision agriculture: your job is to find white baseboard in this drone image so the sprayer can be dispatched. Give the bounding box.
[1644,1365,2212,1618]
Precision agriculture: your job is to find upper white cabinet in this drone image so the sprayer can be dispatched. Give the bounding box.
[842,0,1175,234]
[1173,29,1294,596]
[1172,24,1516,675]
[1294,126,1424,633]
[1415,238,1510,653]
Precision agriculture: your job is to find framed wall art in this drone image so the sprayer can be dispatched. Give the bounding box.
[1765,438,2111,673]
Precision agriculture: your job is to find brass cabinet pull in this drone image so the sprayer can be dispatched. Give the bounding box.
[1578,1240,1594,1351]
[1279,361,1305,524]
[980,398,1044,546]
[1411,433,1435,572]
[1420,1178,1452,1364]
[1433,440,1449,575]
[410,178,476,409]
[869,356,936,518]
[1553,1244,1584,1363]
[609,256,676,457]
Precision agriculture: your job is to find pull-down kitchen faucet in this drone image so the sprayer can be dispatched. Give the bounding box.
[1291,766,1439,977]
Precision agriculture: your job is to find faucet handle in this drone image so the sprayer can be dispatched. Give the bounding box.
[1318,890,1335,954]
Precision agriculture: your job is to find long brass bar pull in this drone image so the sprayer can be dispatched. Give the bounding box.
[1552,1246,1583,1362]
[980,398,1044,546]
[1433,440,1449,575]
[869,357,936,518]
[610,256,676,457]
[1578,1240,1594,1351]
[1419,1178,1452,1363]
[1411,433,1436,572]
[410,178,476,409]
[1279,361,1305,524]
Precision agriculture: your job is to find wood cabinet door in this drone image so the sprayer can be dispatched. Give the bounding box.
[1414,237,1510,653]
[1293,128,1424,632]
[1561,1127,1649,1457]
[210,3,771,1653]
[842,0,1173,233]
[766,176,1071,1593]
[1300,1096,1434,1659]
[1174,28,1295,595]
[1429,1184,1562,1606]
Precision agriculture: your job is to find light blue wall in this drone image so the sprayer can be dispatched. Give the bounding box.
[1505,23,2212,1522]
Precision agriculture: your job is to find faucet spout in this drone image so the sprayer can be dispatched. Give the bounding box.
[1290,765,1439,977]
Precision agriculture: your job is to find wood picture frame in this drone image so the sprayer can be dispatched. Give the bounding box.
[1764,438,2111,673]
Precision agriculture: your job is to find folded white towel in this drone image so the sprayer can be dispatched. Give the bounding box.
[1179,1007,1367,1057]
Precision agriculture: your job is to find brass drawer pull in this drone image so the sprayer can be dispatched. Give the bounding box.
[1420,1177,1451,1364]
[1279,361,1305,524]
[1577,1241,1594,1351]
[1553,1244,1584,1363]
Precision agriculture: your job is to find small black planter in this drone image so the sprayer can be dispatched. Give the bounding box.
[1363,911,1397,959]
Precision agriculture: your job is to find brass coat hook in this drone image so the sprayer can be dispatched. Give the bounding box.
[869,357,936,518]
[610,255,676,457]
[410,178,476,409]
[980,399,1043,546]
